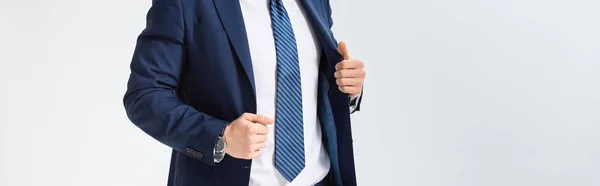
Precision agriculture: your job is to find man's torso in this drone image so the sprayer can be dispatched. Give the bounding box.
[163,0,356,185]
[240,0,330,185]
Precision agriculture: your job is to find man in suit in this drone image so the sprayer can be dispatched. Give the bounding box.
[123,0,365,185]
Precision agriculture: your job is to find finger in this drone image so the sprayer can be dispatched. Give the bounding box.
[336,78,362,86]
[339,86,361,95]
[253,143,267,151]
[254,114,275,125]
[335,60,364,70]
[241,113,274,125]
[334,69,366,78]
[241,113,258,121]
[251,124,270,135]
[250,134,268,143]
[248,150,262,159]
[338,42,350,60]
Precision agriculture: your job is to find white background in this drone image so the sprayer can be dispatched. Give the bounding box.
[1,0,599,185]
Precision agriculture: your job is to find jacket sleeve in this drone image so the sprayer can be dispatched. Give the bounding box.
[123,0,228,165]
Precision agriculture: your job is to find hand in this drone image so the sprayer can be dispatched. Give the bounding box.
[223,113,274,159]
[335,42,366,98]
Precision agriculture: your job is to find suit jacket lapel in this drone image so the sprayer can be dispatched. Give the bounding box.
[212,0,342,96]
[298,0,343,72]
[213,0,255,93]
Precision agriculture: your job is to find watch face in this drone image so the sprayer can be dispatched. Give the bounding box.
[216,137,226,153]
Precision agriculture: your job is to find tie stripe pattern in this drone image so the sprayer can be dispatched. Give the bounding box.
[270,0,306,182]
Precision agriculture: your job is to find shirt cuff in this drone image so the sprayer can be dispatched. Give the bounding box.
[349,92,362,114]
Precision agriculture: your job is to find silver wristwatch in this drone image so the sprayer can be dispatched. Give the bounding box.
[214,132,227,163]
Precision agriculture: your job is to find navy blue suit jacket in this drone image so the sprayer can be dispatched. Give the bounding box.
[123,0,362,185]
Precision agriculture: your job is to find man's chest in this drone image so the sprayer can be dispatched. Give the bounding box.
[239,0,322,89]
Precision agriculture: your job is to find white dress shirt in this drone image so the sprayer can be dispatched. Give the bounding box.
[239,0,330,185]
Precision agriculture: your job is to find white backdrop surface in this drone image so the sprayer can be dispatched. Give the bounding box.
[1,0,599,185]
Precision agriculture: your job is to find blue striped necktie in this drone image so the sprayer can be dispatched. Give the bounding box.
[269,0,305,182]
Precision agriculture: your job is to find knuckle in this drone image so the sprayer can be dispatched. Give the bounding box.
[341,79,348,85]
[340,71,347,77]
[250,126,259,134]
[261,125,269,132]
[256,136,265,142]
[247,124,256,132]
[245,135,254,142]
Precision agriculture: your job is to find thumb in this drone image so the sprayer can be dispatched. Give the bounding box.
[244,114,275,125]
[338,41,350,60]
